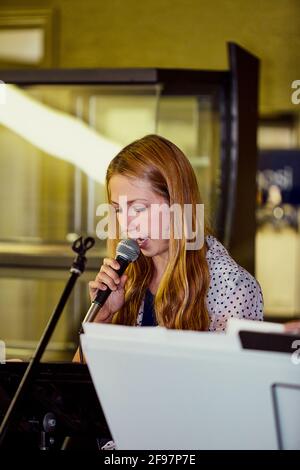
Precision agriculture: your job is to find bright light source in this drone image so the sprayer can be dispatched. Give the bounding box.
[0,84,121,184]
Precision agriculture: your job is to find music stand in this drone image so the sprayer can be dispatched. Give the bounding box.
[239,330,300,354]
[272,383,300,450]
[0,362,111,450]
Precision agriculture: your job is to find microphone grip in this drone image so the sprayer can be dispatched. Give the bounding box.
[81,255,129,326]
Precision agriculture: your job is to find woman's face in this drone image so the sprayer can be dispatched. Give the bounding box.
[109,175,169,258]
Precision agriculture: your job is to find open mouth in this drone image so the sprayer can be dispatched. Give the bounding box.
[136,237,149,248]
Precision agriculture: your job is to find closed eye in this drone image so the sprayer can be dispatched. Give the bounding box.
[132,206,147,213]
[112,205,147,214]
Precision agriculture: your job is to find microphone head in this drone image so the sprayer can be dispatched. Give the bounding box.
[116,239,140,262]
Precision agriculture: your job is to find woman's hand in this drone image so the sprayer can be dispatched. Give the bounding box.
[284,321,300,335]
[88,258,127,323]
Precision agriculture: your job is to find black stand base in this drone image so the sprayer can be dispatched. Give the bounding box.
[0,362,111,450]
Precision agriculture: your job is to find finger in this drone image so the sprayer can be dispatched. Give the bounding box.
[96,272,117,291]
[100,264,120,284]
[103,258,120,270]
[89,280,108,292]
[89,284,107,308]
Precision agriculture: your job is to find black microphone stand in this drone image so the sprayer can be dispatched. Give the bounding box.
[0,236,95,448]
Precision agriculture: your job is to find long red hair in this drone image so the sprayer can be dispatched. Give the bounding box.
[106,134,210,331]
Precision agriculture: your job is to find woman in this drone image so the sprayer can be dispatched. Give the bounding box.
[88,134,263,331]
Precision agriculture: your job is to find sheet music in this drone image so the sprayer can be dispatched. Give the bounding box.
[82,323,300,450]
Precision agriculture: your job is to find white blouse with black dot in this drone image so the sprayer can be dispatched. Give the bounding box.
[136,235,264,330]
[206,235,263,331]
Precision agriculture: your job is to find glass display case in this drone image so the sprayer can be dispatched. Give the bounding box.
[0,42,259,359]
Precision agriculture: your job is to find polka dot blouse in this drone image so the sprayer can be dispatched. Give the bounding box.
[136,235,264,331]
[205,235,263,331]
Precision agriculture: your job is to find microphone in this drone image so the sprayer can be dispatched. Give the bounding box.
[80,239,140,329]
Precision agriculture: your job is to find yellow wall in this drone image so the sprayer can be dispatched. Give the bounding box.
[1,0,300,114]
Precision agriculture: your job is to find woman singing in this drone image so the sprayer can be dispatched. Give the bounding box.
[86,134,263,332]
